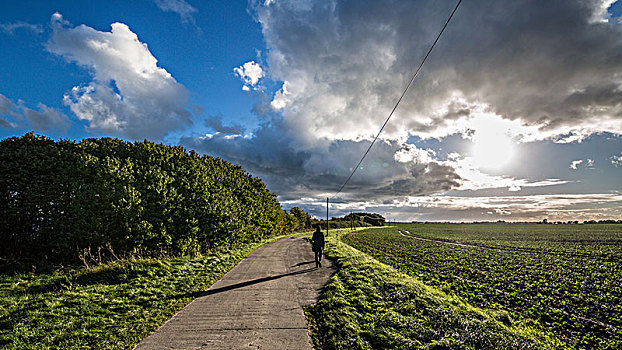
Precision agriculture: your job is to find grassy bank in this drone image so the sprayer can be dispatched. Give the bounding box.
[306,228,562,349]
[0,234,294,349]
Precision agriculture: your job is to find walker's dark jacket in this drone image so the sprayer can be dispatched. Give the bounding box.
[312,230,325,252]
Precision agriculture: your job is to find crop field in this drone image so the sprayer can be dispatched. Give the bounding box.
[343,224,622,348]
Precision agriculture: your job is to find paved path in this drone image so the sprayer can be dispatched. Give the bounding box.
[134,236,335,349]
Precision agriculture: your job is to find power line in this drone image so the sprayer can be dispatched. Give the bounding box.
[332,0,463,198]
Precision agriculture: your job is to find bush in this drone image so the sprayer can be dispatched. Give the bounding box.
[0,133,284,268]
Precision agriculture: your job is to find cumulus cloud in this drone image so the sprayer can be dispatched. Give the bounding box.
[394,144,434,164]
[47,13,191,140]
[234,61,264,91]
[612,154,622,167]
[0,93,70,131]
[249,0,622,144]
[570,159,584,170]
[152,0,198,25]
[570,158,596,170]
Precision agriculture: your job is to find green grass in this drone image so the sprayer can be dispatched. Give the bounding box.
[344,224,622,348]
[0,234,293,349]
[306,228,562,349]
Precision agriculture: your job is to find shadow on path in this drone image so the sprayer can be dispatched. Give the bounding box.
[291,260,315,267]
[199,267,317,296]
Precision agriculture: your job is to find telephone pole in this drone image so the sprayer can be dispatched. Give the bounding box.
[326,197,329,237]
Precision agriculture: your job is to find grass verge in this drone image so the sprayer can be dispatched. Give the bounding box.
[305,228,563,349]
[0,234,294,349]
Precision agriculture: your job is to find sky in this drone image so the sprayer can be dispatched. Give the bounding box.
[1,0,622,222]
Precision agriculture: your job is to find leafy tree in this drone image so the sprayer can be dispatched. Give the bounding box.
[0,134,289,269]
[290,207,312,229]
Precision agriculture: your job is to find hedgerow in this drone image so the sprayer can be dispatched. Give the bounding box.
[0,133,284,268]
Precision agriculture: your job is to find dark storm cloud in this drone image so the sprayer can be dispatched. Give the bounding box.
[251,0,622,141]
[187,0,622,207]
[181,119,462,199]
[181,120,309,195]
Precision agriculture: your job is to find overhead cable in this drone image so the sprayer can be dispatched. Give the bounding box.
[332,0,463,198]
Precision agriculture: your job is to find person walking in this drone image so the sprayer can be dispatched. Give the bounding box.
[311,225,325,268]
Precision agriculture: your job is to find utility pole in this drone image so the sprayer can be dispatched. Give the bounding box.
[326,197,329,237]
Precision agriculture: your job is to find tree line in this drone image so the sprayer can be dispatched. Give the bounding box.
[315,212,386,229]
[0,133,312,269]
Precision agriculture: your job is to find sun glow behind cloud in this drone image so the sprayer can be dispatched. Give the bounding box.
[468,114,516,170]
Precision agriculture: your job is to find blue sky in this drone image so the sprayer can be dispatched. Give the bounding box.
[0,0,267,139]
[1,0,622,222]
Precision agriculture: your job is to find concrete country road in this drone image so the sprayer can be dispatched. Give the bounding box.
[134,235,335,349]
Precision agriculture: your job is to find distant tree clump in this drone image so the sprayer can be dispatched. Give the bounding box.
[347,212,386,226]
[314,212,385,229]
[0,133,286,269]
[281,206,313,232]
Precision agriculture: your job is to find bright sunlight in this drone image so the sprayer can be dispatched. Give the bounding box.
[469,114,516,170]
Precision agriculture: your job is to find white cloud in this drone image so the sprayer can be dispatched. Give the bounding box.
[393,144,434,164]
[47,13,191,140]
[570,158,596,170]
[508,184,521,192]
[0,21,43,35]
[570,159,583,170]
[592,0,618,23]
[234,61,264,91]
[250,0,622,145]
[270,81,290,110]
[493,208,511,216]
[612,154,622,167]
[152,0,198,25]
